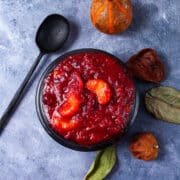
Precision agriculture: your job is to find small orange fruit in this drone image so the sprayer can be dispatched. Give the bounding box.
[130,132,159,161]
[90,0,133,34]
[86,79,111,105]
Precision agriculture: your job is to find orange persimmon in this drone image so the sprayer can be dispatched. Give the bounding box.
[90,0,133,34]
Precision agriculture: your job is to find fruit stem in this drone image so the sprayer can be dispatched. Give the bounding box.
[153,144,159,149]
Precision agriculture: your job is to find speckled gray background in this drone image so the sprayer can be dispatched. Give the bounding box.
[0,0,180,180]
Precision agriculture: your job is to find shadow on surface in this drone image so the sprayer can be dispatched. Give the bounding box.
[158,50,171,81]
[122,1,159,36]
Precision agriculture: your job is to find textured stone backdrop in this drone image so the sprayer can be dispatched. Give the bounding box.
[0,0,179,180]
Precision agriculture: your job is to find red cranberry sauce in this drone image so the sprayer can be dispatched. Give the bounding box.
[42,52,135,146]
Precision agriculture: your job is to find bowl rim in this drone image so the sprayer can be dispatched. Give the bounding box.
[36,48,139,151]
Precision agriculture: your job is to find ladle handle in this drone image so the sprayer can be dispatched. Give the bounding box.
[0,52,44,135]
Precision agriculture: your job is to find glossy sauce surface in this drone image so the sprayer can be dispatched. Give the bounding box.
[42,52,135,146]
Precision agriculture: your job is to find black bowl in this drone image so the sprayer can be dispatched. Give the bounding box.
[36,48,139,151]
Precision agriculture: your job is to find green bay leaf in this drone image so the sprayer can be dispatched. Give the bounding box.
[145,86,180,124]
[84,145,116,180]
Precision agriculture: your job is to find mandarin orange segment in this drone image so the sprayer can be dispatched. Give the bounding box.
[86,79,111,105]
[52,110,79,131]
[59,93,81,117]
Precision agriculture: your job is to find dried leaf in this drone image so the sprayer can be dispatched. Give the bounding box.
[145,86,180,124]
[84,145,116,180]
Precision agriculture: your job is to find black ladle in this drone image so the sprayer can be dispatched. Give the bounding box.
[0,14,70,134]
